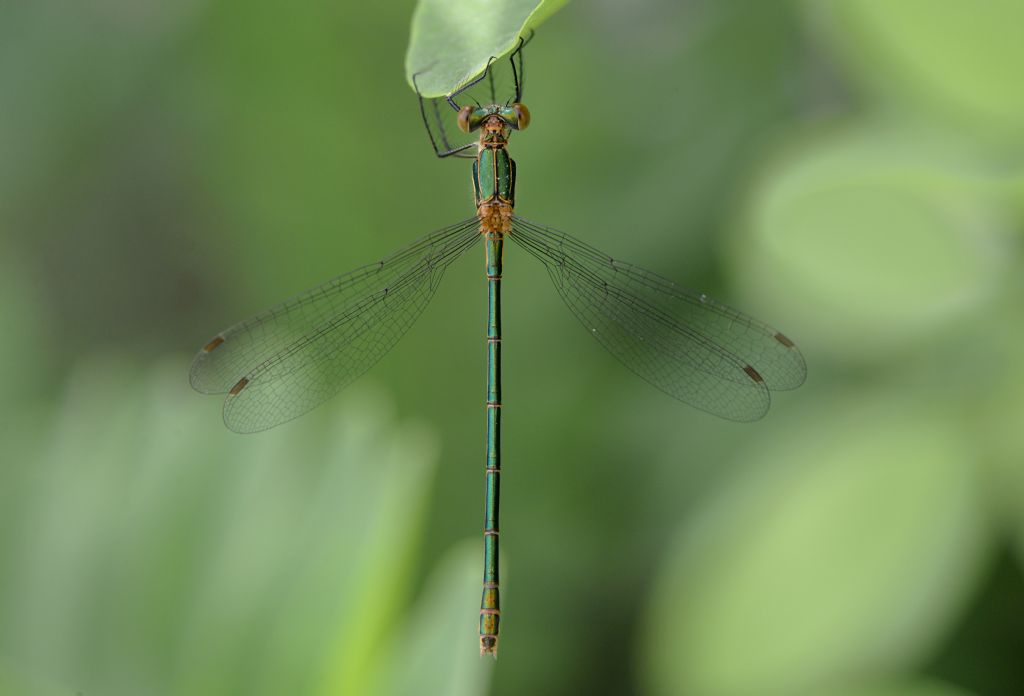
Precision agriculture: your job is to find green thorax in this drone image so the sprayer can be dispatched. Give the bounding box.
[472,139,516,208]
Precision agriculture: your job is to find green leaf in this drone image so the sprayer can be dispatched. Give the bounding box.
[642,392,989,696]
[405,0,569,97]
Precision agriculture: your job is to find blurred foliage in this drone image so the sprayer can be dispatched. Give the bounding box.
[406,0,568,96]
[0,362,489,696]
[1,1,1023,696]
[644,394,988,695]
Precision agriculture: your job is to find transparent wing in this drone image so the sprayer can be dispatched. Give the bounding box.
[510,217,806,421]
[191,217,481,433]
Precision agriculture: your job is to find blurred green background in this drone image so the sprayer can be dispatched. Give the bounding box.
[2,1,1023,695]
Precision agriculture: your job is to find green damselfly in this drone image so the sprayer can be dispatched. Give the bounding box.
[190,37,806,656]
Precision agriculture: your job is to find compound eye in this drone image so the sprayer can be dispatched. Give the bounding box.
[457,105,475,133]
[512,103,530,130]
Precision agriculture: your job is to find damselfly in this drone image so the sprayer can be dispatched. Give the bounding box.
[190,36,806,656]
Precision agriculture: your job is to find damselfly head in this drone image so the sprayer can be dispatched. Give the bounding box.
[457,103,531,133]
